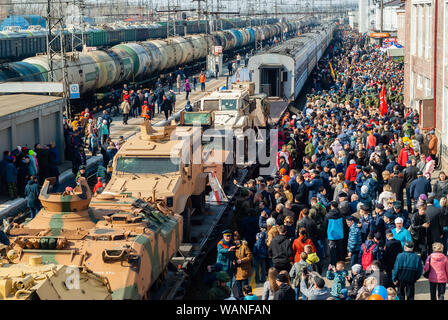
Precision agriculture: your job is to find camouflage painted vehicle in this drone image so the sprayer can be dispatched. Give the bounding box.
[5,171,185,299]
[103,120,208,243]
[0,245,112,300]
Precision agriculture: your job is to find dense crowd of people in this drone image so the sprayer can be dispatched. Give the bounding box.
[0,143,59,211]
[207,27,448,301]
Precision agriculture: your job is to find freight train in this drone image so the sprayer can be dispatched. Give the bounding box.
[248,22,336,100]
[0,18,280,61]
[0,18,317,95]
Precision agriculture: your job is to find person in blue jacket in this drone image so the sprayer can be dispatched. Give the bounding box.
[373,203,387,241]
[324,201,345,266]
[24,176,40,219]
[258,200,271,229]
[409,171,432,210]
[5,156,18,200]
[304,170,323,204]
[216,230,236,287]
[346,216,362,267]
[392,217,413,248]
[358,205,374,242]
[392,241,423,300]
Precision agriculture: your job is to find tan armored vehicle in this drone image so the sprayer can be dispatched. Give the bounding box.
[102,120,208,242]
[5,173,183,299]
[179,84,269,184]
[0,245,112,300]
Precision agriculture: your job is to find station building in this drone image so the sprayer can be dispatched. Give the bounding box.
[401,0,448,168]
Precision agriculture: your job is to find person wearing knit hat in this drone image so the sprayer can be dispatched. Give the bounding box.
[392,217,412,248]
[347,263,365,299]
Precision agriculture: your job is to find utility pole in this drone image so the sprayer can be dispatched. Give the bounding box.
[46,0,71,119]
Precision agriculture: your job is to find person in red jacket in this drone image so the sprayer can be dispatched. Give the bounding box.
[367,131,376,149]
[345,160,358,182]
[93,177,103,193]
[292,228,316,263]
[397,142,414,168]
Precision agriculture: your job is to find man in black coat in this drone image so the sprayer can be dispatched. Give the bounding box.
[383,232,403,287]
[268,225,293,272]
[273,273,295,300]
[296,208,318,244]
[389,170,404,203]
[294,175,308,205]
[426,195,443,253]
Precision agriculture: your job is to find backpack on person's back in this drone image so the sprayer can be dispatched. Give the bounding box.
[253,230,268,259]
[361,242,376,270]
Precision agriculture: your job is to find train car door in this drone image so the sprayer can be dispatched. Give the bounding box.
[259,64,282,97]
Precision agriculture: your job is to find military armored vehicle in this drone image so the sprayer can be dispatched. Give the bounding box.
[179,84,269,184]
[5,174,184,299]
[101,120,208,243]
[0,245,112,300]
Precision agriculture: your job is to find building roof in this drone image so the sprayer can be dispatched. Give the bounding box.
[0,94,62,118]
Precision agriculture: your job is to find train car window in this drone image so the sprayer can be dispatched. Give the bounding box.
[116,157,179,174]
[221,99,237,111]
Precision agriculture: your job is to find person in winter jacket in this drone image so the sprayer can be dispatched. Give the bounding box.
[410,203,429,258]
[345,160,358,182]
[359,233,379,270]
[324,202,345,266]
[258,201,271,229]
[273,273,295,300]
[347,264,366,299]
[397,142,414,168]
[392,241,423,300]
[424,242,448,300]
[267,217,279,248]
[326,261,348,298]
[262,267,279,300]
[346,216,362,267]
[304,171,323,204]
[289,252,311,299]
[409,171,432,204]
[392,217,412,248]
[309,197,326,240]
[300,275,331,300]
[292,228,316,263]
[269,225,293,272]
[216,230,236,285]
[253,229,268,283]
[433,171,448,198]
[358,185,372,210]
[5,156,18,199]
[358,205,374,242]
[383,232,404,287]
[120,99,131,124]
[233,235,252,299]
[24,176,40,219]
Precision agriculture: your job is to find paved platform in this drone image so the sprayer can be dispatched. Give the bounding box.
[107,74,231,141]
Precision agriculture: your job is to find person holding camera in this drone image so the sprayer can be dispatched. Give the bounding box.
[300,274,331,300]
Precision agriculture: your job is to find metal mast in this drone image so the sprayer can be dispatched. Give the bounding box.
[69,0,86,54]
[46,0,71,118]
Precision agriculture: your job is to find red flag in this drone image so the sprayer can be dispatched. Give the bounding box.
[380,85,387,116]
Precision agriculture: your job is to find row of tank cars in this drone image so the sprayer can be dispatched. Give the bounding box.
[0,18,317,95]
[0,18,278,61]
